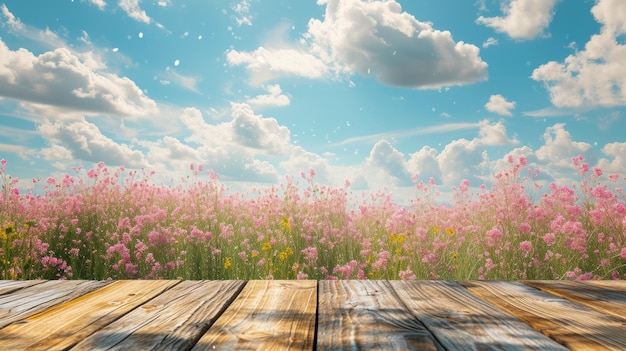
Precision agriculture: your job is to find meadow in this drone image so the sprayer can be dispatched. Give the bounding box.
[1,155,625,281]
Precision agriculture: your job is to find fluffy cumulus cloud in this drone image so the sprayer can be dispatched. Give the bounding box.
[478,120,519,145]
[485,94,516,116]
[228,0,487,89]
[437,138,490,185]
[598,142,626,173]
[247,84,291,107]
[280,146,332,184]
[477,0,561,40]
[531,0,626,109]
[363,120,520,187]
[0,39,157,118]
[37,117,147,167]
[407,146,441,182]
[535,123,595,178]
[308,0,488,88]
[367,140,414,186]
[230,103,291,155]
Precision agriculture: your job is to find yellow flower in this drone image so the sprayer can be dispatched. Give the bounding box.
[224,257,232,270]
[432,226,439,234]
[452,253,458,259]
[281,217,292,232]
[278,247,294,261]
[446,227,455,235]
[261,242,272,251]
[390,233,406,245]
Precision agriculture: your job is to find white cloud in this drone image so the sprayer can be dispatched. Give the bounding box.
[482,37,499,48]
[0,39,158,118]
[363,120,517,186]
[0,143,31,154]
[0,5,66,48]
[598,142,626,173]
[407,146,441,183]
[280,146,331,184]
[39,144,73,161]
[226,47,327,85]
[485,94,516,116]
[230,103,291,155]
[1,4,23,31]
[228,0,487,89]
[478,119,519,145]
[437,138,489,185]
[89,0,107,10]
[118,0,151,24]
[37,117,147,167]
[248,84,290,107]
[307,0,488,88]
[231,0,252,26]
[166,69,201,93]
[367,140,414,186]
[135,105,285,183]
[333,122,481,146]
[535,123,595,177]
[477,0,561,40]
[531,0,626,109]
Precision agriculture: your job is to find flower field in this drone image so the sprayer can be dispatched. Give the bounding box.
[1,156,626,280]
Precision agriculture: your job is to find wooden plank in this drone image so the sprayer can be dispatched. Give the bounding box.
[392,280,568,351]
[72,280,246,351]
[317,280,442,350]
[192,280,316,350]
[0,280,179,350]
[0,280,111,329]
[461,280,626,351]
[585,280,626,291]
[523,280,626,322]
[0,280,46,295]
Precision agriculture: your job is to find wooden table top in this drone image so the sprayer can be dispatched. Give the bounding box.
[1,280,626,350]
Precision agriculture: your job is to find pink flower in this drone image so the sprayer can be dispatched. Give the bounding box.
[519,241,532,257]
[518,223,531,234]
[486,228,503,247]
[543,233,556,246]
[399,267,416,280]
[620,247,626,260]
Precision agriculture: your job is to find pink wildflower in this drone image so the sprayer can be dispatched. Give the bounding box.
[399,267,416,280]
[543,232,556,246]
[519,241,532,257]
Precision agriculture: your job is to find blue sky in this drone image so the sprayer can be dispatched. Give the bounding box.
[1,0,625,203]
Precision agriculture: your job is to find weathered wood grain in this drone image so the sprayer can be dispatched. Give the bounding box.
[522,280,626,322]
[585,280,626,291]
[0,280,179,351]
[0,279,111,328]
[71,280,246,351]
[461,280,626,351]
[393,280,569,350]
[192,280,317,351]
[0,280,45,295]
[317,280,442,350]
